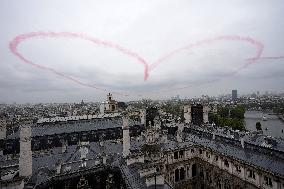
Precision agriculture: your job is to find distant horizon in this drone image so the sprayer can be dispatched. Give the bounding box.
[1,89,283,104]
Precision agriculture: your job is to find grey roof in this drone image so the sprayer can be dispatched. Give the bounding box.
[120,162,147,189]
[7,118,140,139]
[2,123,284,187]
[162,132,284,177]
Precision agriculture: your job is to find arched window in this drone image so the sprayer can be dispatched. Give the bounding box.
[175,169,179,182]
[224,159,229,167]
[192,164,197,177]
[180,168,185,180]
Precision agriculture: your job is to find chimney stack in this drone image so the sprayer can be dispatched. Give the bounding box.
[122,116,130,157]
[19,119,33,177]
[240,138,245,148]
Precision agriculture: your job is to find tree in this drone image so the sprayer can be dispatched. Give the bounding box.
[230,106,245,119]
[256,122,262,131]
[218,107,229,117]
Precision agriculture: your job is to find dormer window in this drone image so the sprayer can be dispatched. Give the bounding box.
[235,165,241,173]
[179,150,184,158]
[264,176,273,187]
[248,170,255,179]
[206,152,210,159]
[224,160,229,167]
[214,155,219,161]
[174,152,178,159]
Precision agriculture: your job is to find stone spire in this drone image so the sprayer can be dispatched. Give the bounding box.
[19,119,33,177]
[122,116,130,157]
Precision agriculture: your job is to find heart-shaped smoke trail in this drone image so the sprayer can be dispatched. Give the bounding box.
[9,32,284,97]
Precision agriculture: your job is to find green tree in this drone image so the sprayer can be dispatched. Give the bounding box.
[209,106,245,131]
[231,106,245,119]
[256,122,262,131]
[218,107,229,117]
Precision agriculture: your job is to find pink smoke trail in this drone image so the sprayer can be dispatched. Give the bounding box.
[134,36,266,97]
[149,35,264,71]
[11,32,284,97]
[248,56,284,60]
[141,35,264,95]
[9,32,150,96]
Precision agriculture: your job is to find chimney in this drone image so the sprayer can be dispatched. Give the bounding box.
[140,109,146,126]
[122,116,130,157]
[203,106,210,124]
[19,120,33,177]
[240,138,245,148]
[103,154,107,165]
[176,131,183,143]
[0,118,7,140]
[61,140,67,153]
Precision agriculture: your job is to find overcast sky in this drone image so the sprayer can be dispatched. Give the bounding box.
[0,0,284,103]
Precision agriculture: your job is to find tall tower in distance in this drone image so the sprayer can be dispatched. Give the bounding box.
[232,90,238,101]
[19,119,33,177]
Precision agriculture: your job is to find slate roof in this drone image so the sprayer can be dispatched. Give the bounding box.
[7,118,140,139]
[2,123,284,188]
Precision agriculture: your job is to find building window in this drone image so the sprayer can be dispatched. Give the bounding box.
[214,155,219,161]
[200,168,204,178]
[224,183,231,189]
[191,149,194,153]
[248,170,255,179]
[235,165,241,173]
[206,152,210,159]
[224,160,229,167]
[199,149,203,155]
[192,164,197,177]
[174,152,178,159]
[180,168,185,180]
[264,176,273,187]
[179,150,184,158]
[175,169,179,182]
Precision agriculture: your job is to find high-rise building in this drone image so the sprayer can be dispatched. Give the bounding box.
[191,104,204,126]
[184,104,209,125]
[232,90,238,101]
